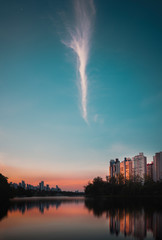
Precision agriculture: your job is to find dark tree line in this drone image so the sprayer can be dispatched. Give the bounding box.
[84,175,162,197]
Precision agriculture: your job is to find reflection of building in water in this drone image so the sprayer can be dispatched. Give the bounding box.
[146,214,153,233]
[133,210,146,240]
[21,204,26,214]
[39,202,45,214]
[9,200,63,214]
[109,209,120,235]
[153,213,162,240]
[120,210,133,236]
[109,209,147,240]
[86,199,162,240]
[9,199,84,216]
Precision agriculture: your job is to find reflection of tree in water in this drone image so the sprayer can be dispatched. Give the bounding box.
[85,198,139,217]
[85,198,162,240]
[0,201,9,222]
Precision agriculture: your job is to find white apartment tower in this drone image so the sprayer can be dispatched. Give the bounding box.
[132,152,147,181]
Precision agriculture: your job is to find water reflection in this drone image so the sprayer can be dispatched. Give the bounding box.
[9,197,83,214]
[0,202,9,221]
[0,197,162,240]
[0,197,84,223]
[85,198,162,240]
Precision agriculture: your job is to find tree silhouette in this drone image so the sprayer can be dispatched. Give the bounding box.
[0,173,10,201]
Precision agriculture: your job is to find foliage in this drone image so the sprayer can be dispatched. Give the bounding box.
[0,173,11,201]
[84,175,162,197]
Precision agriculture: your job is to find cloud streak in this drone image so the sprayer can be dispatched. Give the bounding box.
[63,0,95,122]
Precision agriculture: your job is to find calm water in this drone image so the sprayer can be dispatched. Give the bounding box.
[0,197,162,240]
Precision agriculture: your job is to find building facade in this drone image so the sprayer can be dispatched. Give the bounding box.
[120,158,132,180]
[39,181,44,191]
[153,152,162,182]
[132,153,147,181]
[109,159,120,179]
[147,162,153,179]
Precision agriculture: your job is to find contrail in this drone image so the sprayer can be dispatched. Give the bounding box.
[63,0,95,122]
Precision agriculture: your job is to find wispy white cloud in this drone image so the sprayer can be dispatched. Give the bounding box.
[63,0,95,122]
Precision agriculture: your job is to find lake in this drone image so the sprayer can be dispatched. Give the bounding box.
[0,197,162,240]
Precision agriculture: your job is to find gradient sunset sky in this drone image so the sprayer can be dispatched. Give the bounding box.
[0,0,162,190]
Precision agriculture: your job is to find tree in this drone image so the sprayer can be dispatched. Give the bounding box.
[93,177,103,184]
[84,177,105,196]
[118,173,125,185]
[0,173,10,201]
[109,176,117,184]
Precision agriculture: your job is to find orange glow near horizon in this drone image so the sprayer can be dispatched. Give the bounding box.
[8,176,88,191]
[0,163,93,191]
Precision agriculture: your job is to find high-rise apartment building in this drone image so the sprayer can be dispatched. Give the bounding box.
[109,159,120,179]
[120,158,132,180]
[132,153,147,181]
[109,159,115,178]
[21,180,26,189]
[153,152,162,182]
[147,162,153,179]
[19,180,26,189]
[39,181,44,191]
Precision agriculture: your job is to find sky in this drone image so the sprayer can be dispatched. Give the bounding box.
[0,0,162,191]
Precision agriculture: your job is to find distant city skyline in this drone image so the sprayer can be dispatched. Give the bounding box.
[10,179,62,192]
[0,0,162,191]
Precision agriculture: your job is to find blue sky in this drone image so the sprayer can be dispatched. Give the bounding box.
[0,0,162,190]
